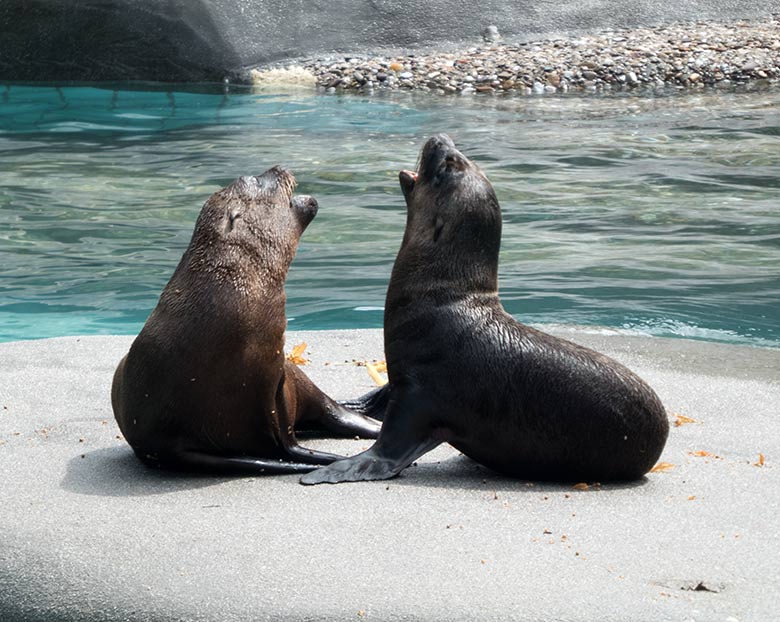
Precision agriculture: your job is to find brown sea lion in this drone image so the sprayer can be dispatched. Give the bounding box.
[302,135,669,485]
[112,167,380,474]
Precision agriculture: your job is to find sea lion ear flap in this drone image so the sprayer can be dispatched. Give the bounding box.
[399,170,417,203]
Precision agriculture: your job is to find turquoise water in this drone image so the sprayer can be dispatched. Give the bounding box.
[1,84,778,347]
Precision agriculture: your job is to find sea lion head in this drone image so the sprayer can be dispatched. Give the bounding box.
[189,166,318,274]
[395,134,501,290]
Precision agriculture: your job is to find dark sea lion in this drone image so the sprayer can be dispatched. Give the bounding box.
[302,135,669,485]
[112,167,380,474]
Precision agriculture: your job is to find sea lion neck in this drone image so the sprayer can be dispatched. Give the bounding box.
[387,212,500,315]
[387,243,499,306]
[180,233,294,299]
[393,189,502,303]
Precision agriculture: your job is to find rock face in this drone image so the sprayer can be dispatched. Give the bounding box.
[0,0,771,83]
[0,1,240,83]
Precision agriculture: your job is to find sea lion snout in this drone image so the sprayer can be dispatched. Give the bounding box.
[398,134,459,201]
[417,134,472,186]
[427,133,456,151]
[291,194,318,228]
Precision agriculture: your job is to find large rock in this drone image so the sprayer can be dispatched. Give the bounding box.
[0,1,772,83]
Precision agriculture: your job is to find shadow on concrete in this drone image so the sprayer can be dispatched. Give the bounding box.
[61,446,231,497]
[390,454,650,492]
[61,445,650,496]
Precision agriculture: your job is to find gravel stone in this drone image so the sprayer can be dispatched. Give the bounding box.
[265,16,780,95]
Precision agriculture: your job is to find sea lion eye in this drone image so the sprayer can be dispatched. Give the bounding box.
[226,207,241,232]
[444,155,466,173]
[433,216,445,242]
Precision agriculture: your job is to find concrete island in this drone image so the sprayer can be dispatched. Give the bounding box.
[1,329,778,621]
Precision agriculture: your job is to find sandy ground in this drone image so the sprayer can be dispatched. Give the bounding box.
[0,328,778,621]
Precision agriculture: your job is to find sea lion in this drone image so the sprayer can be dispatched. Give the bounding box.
[302,135,669,485]
[112,167,380,474]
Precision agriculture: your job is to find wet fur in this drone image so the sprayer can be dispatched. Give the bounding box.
[303,136,669,485]
[112,167,380,475]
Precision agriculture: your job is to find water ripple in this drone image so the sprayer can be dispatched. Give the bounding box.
[1,86,779,346]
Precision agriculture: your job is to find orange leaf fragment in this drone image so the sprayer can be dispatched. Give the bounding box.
[673,414,697,427]
[650,462,675,473]
[286,342,309,365]
[366,361,388,386]
[373,360,387,374]
[753,453,765,467]
[690,450,713,458]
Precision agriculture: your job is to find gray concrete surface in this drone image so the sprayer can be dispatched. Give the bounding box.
[1,328,778,621]
[0,1,773,83]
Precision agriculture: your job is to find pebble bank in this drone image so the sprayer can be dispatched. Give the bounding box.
[252,16,780,94]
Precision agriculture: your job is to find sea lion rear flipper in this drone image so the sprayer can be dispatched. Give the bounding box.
[337,385,391,421]
[278,365,380,453]
[155,451,324,475]
[284,443,346,465]
[300,391,440,485]
[285,361,381,438]
[317,404,382,439]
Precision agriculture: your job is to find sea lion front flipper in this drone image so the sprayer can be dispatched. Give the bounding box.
[337,385,391,421]
[300,391,441,485]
